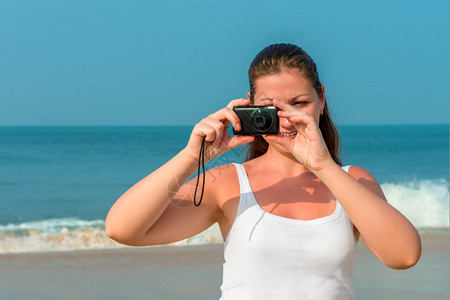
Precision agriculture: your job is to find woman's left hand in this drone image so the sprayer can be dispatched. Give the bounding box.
[265,99,334,171]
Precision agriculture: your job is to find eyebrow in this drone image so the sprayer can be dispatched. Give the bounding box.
[258,93,310,102]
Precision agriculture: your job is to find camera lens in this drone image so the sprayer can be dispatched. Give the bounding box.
[250,109,273,133]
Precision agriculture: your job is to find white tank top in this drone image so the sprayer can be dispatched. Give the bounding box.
[220,163,356,300]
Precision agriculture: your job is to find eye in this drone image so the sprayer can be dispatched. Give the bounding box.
[259,99,274,106]
[293,101,308,106]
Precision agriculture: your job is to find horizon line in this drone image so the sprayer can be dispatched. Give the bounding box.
[0,123,448,128]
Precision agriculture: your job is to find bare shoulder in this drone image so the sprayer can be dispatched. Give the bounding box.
[204,163,241,229]
[205,163,239,185]
[347,165,376,180]
[347,166,386,201]
[204,163,240,200]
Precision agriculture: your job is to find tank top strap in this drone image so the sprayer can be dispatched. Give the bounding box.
[341,165,351,173]
[232,163,257,216]
[334,165,351,211]
[232,163,253,194]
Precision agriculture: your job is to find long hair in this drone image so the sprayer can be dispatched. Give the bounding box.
[246,43,341,165]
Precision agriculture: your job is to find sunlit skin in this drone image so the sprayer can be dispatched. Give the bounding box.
[106,67,421,270]
[239,68,337,221]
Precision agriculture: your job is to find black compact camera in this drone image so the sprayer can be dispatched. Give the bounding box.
[233,106,279,135]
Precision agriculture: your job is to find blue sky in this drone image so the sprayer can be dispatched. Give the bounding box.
[0,0,448,126]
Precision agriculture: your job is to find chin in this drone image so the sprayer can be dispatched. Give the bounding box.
[265,140,293,156]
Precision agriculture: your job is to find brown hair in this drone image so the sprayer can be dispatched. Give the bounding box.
[246,43,341,165]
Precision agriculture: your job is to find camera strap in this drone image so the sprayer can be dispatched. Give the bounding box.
[193,137,206,206]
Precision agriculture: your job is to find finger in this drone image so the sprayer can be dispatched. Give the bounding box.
[226,98,250,110]
[288,115,318,134]
[226,98,251,132]
[278,110,316,130]
[210,107,243,132]
[193,121,217,143]
[273,99,296,112]
[201,117,226,146]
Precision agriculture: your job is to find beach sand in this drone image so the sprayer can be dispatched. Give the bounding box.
[0,233,448,299]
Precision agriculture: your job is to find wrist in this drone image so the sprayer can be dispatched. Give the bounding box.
[310,158,342,179]
[180,147,201,166]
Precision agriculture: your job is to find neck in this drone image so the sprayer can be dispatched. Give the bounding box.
[258,146,310,177]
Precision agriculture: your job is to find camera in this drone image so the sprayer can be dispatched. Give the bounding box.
[233,106,279,135]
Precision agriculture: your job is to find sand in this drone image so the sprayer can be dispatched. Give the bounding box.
[0,233,448,299]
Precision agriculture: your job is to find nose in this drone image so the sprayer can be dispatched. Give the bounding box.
[279,115,291,128]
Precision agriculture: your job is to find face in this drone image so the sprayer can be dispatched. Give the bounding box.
[248,68,325,135]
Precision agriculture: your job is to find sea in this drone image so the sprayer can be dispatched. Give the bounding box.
[0,125,448,253]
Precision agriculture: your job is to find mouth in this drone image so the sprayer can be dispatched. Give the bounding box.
[279,132,297,137]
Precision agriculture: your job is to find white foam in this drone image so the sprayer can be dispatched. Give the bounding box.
[0,218,104,233]
[381,179,449,230]
[0,179,448,253]
[0,226,127,253]
[0,219,223,254]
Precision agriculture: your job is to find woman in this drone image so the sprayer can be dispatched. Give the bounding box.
[106,43,421,299]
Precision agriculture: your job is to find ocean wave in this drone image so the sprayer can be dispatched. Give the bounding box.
[0,225,120,253]
[0,179,448,254]
[0,218,223,254]
[0,218,105,233]
[381,179,449,230]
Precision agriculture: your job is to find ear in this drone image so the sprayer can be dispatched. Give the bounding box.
[320,84,326,111]
[247,91,251,102]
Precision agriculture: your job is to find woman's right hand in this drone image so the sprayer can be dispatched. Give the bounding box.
[106,98,254,247]
[185,98,255,162]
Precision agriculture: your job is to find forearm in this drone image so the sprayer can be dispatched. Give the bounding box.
[314,161,421,269]
[105,98,253,245]
[105,148,199,243]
